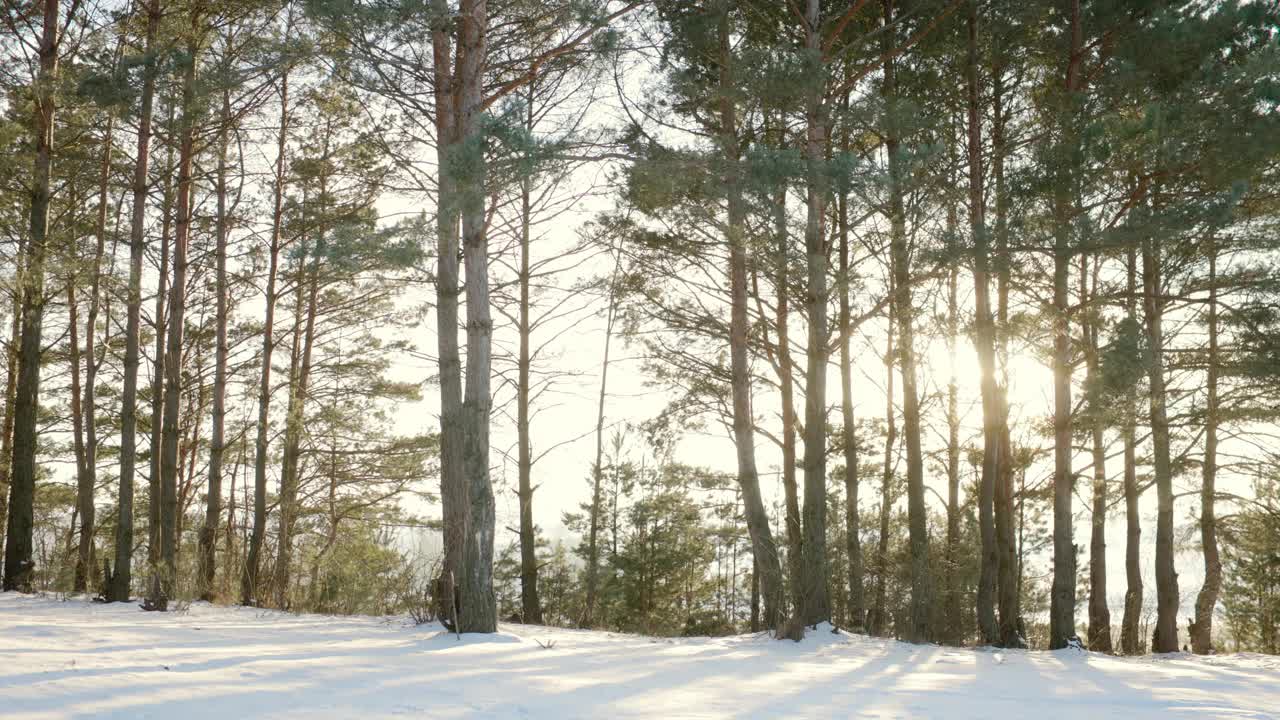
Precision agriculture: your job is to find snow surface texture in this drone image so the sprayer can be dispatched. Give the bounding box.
[2,593,1277,719]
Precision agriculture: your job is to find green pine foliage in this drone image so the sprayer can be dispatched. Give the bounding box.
[1220,475,1280,653]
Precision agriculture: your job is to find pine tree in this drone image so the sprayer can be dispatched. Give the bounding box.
[4,0,72,593]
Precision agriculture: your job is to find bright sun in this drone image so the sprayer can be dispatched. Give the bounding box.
[921,341,1056,429]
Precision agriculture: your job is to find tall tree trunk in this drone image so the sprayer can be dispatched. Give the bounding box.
[838,175,864,633]
[883,0,930,643]
[1191,240,1221,655]
[456,0,497,634]
[1143,231,1180,653]
[274,222,320,611]
[3,0,60,593]
[1083,254,1112,652]
[799,0,831,627]
[1048,0,1082,650]
[243,65,289,606]
[1120,246,1143,654]
[991,51,1023,649]
[429,0,467,632]
[719,10,784,633]
[870,287,895,638]
[944,208,962,645]
[967,0,999,647]
[74,112,114,593]
[1048,210,1077,650]
[515,84,542,625]
[149,104,176,572]
[223,434,242,592]
[940,121,962,643]
[774,169,803,619]
[274,131,336,609]
[0,259,20,566]
[179,361,208,547]
[582,242,622,627]
[152,32,200,609]
[69,278,90,590]
[750,553,760,632]
[200,87,232,600]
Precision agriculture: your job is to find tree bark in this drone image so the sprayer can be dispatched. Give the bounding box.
[774,168,803,620]
[883,0,930,643]
[515,84,542,625]
[991,52,1024,649]
[1120,246,1143,654]
[838,179,864,633]
[4,0,60,593]
[73,111,115,594]
[944,215,962,646]
[1083,254,1112,652]
[1143,231,1179,653]
[243,64,289,607]
[456,0,497,634]
[939,122,962,642]
[582,241,622,628]
[274,218,320,610]
[430,0,467,632]
[719,10,784,633]
[223,437,243,592]
[1048,0,1082,650]
[149,103,176,573]
[799,0,831,627]
[152,31,200,608]
[870,287,895,638]
[966,0,999,647]
[109,0,160,603]
[750,553,760,632]
[200,86,232,601]
[0,260,20,567]
[69,278,90,590]
[1048,215,1077,650]
[1191,239,1221,655]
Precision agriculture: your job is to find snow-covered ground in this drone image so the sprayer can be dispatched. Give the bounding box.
[2,593,1277,719]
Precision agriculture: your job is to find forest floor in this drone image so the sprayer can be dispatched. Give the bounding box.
[2,592,1277,719]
